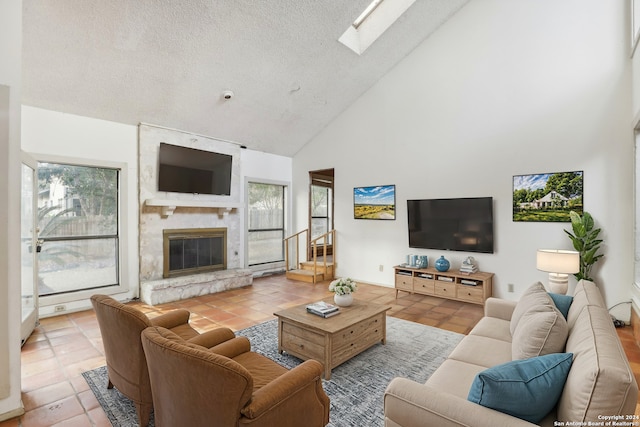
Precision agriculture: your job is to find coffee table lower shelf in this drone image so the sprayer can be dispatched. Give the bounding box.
[274,300,390,380]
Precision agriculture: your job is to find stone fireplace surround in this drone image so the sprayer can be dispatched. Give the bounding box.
[138,125,252,305]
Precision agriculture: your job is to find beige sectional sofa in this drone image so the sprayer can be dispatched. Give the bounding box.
[384,280,638,427]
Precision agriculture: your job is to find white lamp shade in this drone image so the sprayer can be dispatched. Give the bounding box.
[536,249,580,274]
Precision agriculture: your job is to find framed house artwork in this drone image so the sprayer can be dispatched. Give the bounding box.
[512,171,583,222]
[353,185,396,220]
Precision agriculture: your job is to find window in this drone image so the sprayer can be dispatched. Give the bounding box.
[311,185,332,241]
[37,162,119,295]
[338,0,416,55]
[353,0,385,29]
[247,182,286,266]
[309,169,334,248]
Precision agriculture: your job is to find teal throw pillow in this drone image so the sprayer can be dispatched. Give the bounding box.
[548,293,573,319]
[467,352,573,424]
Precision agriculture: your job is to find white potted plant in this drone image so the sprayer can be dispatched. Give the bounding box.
[329,278,357,307]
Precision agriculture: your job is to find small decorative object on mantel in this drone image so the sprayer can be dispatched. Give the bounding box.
[329,277,357,307]
[434,256,450,272]
[460,256,478,274]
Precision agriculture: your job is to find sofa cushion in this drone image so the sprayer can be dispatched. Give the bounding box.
[510,281,553,335]
[548,292,573,319]
[567,280,604,330]
[559,305,638,422]
[448,335,513,368]
[426,359,487,399]
[467,352,573,424]
[510,285,568,360]
[512,306,568,360]
[468,316,512,343]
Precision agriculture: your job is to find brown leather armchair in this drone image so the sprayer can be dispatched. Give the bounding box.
[141,325,331,427]
[90,294,237,427]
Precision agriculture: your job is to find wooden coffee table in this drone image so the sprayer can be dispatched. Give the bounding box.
[274,299,391,379]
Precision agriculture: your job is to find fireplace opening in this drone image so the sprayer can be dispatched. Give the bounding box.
[163,228,227,278]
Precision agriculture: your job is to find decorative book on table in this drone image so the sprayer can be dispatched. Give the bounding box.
[306,301,340,318]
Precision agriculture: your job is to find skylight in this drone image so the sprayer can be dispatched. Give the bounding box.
[339,0,416,55]
[353,0,385,29]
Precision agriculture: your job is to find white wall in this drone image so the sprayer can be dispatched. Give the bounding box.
[241,149,292,184]
[0,0,23,419]
[294,0,633,319]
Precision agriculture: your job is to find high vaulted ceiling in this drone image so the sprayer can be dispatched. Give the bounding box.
[22,0,469,156]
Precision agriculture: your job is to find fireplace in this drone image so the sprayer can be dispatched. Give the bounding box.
[163,228,227,278]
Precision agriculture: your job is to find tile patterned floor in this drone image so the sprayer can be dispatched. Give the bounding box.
[1,274,639,426]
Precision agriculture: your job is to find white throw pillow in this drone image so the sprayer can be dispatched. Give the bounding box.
[512,308,568,359]
[510,282,552,335]
[510,282,568,360]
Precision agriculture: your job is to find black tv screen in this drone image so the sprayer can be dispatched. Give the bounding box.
[407,197,494,254]
[158,143,232,195]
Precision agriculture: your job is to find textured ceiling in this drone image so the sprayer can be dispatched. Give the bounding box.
[22,0,469,156]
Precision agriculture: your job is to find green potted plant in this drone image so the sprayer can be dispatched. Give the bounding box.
[564,211,604,281]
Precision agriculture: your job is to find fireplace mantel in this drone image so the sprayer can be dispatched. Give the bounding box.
[145,198,243,217]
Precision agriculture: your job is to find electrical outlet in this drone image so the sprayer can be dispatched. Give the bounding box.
[54,305,66,313]
[379,264,384,272]
[508,283,514,293]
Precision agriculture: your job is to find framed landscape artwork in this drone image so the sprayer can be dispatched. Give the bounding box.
[512,171,583,222]
[353,185,396,220]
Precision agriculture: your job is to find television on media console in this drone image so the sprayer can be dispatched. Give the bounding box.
[407,197,494,254]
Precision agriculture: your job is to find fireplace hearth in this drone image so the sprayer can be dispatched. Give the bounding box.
[163,228,227,278]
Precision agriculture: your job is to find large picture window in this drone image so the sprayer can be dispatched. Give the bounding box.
[247,182,285,266]
[37,162,120,295]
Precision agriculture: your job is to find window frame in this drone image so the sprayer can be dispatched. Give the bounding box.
[32,153,130,307]
[310,184,332,241]
[244,178,290,272]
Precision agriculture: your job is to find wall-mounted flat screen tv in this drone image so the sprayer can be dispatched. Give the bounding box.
[158,142,232,196]
[407,197,494,254]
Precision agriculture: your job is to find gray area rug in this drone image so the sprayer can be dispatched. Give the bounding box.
[82,316,463,426]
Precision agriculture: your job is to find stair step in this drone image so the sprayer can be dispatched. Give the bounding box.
[300,262,334,272]
[286,269,324,283]
[300,261,334,267]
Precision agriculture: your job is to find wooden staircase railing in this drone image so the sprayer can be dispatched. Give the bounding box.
[284,229,336,284]
[284,229,309,272]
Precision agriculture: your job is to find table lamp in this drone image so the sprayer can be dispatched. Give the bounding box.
[536,249,580,295]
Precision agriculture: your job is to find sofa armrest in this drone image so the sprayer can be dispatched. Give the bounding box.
[149,309,191,329]
[484,297,516,321]
[384,378,536,427]
[208,336,252,359]
[241,359,329,424]
[187,327,236,348]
